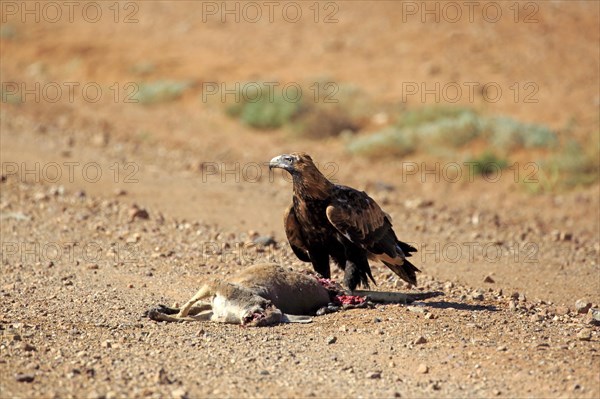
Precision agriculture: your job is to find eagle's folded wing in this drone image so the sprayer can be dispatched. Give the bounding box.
[284,203,311,262]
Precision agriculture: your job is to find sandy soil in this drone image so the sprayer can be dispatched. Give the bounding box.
[1,1,599,398]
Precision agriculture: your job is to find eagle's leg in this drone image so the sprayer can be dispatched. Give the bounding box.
[309,248,331,279]
[343,248,374,292]
[344,261,362,292]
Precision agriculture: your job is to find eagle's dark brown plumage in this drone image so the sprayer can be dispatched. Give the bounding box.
[270,152,420,291]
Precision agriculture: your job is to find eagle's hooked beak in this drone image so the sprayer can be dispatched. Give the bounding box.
[269,154,294,171]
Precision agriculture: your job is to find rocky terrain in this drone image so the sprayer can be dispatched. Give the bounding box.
[1,1,599,397]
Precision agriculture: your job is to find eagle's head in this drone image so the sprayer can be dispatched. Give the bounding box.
[269,152,315,174]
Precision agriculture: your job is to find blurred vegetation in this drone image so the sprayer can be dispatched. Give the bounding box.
[347,107,558,157]
[224,81,364,136]
[220,83,597,191]
[484,116,558,150]
[0,24,17,40]
[531,136,600,192]
[225,83,301,130]
[466,151,509,177]
[1,87,22,105]
[130,62,156,76]
[345,105,598,190]
[133,80,192,104]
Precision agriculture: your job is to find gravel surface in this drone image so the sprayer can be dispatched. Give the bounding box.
[1,175,598,398]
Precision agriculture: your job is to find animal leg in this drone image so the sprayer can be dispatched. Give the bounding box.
[146,300,214,322]
[282,314,313,323]
[147,308,214,322]
[177,284,213,317]
[351,290,413,304]
[353,290,444,303]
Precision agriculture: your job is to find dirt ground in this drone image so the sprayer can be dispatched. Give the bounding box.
[1,1,599,398]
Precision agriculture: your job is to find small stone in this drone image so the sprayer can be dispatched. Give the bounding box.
[86,264,99,270]
[87,390,104,399]
[428,382,441,391]
[326,336,337,344]
[101,340,112,349]
[367,371,381,379]
[518,293,527,302]
[483,275,495,283]
[560,232,573,241]
[407,305,426,314]
[91,132,109,147]
[555,306,570,316]
[126,234,140,244]
[252,236,276,247]
[15,373,35,383]
[259,370,269,375]
[416,364,429,374]
[21,342,36,352]
[129,205,149,222]
[424,313,435,320]
[373,317,382,323]
[471,290,484,301]
[509,301,517,311]
[170,387,187,399]
[414,336,427,345]
[530,314,543,322]
[127,284,134,289]
[584,308,600,326]
[155,368,171,385]
[443,281,454,290]
[577,329,592,341]
[575,299,592,314]
[496,345,507,352]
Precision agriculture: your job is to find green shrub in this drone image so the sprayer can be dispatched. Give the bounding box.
[130,62,156,76]
[224,81,363,134]
[484,117,558,150]
[541,138,599,187]
[466,151,509,177]
[0,25,16,39]
[1,87,21,104]
[396,106,474,129]
[346,106,558,159]
[133,80,192,104]
[225,82,300,130]
[346,107,480,157]
[240,95,300,130]
[412,109,481,148]
[346,127,416,158]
